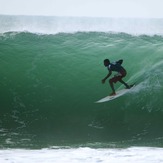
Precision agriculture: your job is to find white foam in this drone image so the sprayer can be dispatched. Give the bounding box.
[0,147,163,163]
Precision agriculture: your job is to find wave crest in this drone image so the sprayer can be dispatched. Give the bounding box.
[1,15,163,36]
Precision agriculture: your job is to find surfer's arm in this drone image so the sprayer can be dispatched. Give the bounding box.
[102,70,112,83]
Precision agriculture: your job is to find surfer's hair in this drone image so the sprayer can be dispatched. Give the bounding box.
[104,59,110,63]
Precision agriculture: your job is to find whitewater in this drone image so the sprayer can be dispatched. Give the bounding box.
[0,15,163,162]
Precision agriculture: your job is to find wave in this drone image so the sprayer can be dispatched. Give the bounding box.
[1,15,163,36]
[0,31,163,148]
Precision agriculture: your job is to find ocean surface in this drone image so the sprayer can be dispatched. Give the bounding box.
[0,15,163,162]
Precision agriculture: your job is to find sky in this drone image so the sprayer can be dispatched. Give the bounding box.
[0,0,163,18]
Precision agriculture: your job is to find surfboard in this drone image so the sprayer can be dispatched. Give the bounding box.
[96,84,135,103]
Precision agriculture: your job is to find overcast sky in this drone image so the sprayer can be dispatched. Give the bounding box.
[0,0,163,18]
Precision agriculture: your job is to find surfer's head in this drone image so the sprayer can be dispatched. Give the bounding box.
[104,59,110,67]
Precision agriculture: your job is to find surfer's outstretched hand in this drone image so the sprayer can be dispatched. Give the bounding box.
[102,79,105,84]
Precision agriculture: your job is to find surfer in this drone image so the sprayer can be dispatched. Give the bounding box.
[102,59,130,96]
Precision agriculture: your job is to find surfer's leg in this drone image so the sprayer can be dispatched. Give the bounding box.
[109,80,116,95]
[119,79,130,89]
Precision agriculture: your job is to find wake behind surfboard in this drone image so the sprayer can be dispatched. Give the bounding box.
[96,84,135,103]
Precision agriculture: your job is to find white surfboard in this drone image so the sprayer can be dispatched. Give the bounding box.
[96,85,135,103]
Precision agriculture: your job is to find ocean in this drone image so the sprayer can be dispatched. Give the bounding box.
[0,15,163,162]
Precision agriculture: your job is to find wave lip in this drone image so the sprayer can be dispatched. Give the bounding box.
[0,15,163,35]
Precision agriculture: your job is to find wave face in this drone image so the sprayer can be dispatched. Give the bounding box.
[0,15,163,148]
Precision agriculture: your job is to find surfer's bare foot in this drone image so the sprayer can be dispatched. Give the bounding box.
[110,92,116,96]
[126,85,130,89]
[126,84,134,89]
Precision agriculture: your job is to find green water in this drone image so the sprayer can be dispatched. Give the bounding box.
[0,31,163,148]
